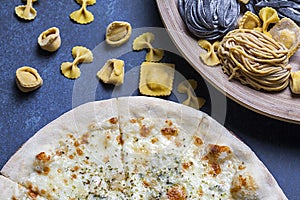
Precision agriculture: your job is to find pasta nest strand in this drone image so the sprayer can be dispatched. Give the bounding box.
[218,29,291,91]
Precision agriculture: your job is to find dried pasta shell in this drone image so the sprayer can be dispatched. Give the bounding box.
[15,0,36,21]
[97,59,125,86]
[106,21,132,47]
[259,7,279,37]
[38,27,61,52]
[239,11,261,29]
[61,46,93,79]
[139,62,175,96]
[198,40,220,66]
[133,32,154,50]
[16,66,43,92]
[269,18,300,58]
[290,71,300,94]
[177,79,205,109]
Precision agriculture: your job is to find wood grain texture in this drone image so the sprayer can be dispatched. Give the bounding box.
[156,0,300,124]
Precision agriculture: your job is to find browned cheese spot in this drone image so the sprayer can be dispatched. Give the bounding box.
[167,184,188,200]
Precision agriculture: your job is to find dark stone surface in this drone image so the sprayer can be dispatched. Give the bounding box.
[0,0,299,199]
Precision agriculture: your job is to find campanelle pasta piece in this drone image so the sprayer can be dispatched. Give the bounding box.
[133,32,164,62]
[106,21,132,47]
[70,0,96,24]
[16,66,43,92]
[198,40,220,66]
[97,59,125,86]
[269,18,300,58]
[259,7,280,37]
[139,62,175,96]
[290,71,300,94]
[177,79,206,109]
[239,11,261,30]
[38,27,61,52]
[61,46,93,79]
[15,0,37,20]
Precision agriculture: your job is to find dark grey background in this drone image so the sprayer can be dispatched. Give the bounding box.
[0,0,299,199]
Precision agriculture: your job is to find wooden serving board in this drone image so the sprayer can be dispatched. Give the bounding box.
[156,0,300,124]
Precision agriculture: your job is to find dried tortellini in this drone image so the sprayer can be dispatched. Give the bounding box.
[97,59,125,86]
[218,29,291,91]
[269,18,300,58]
[70,0,96,24]
[198,40,220,66]
[16,66,43,92]
[290,71,300,94]
[106,21,132,47]
[133,32,164,62]
[61,46,94,79]
[139,62,175,96]
[15,0,37,20]
[177,79,206,109]
[38,27,61,52]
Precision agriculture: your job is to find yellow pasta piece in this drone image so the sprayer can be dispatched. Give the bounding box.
[139,62,175,96]
[239,0,250,3]
[16,66,43,92]
[97,59,125,86]
[259,7,279,37]
[133,32,164,62]
[70,0,95,24]
[198,40,220,66]
[38,27,61,52]
[239,11,261,30]
[61,46,93,79]
[269,18,300,58]
[15,0,37,20]
[290,71,300,94]
[177,79,206,109]
[106,21,132,47]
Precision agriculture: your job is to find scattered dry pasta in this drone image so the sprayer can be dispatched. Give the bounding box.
[269,18,300,58]
[177,79,206,109]
[38,27,61,52]
[15,0,37,20]
[290,71,300,94]
[16,66,43,92]
[198,40,220,66]
[218,29,291,91]
[139,62,175,96]
[70,0,96,24]
[106,21,132,47]
[97,59,125,86]
[239,11,261,30]
[61,46,93,79]
[133,32,164,62]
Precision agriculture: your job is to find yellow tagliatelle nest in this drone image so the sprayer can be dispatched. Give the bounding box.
[70,0,96,24]
[16,66,43,92]
[239,11,261,30]
[97,59,125,86]
[290,71,300,94]
[269,18,300,58]
[106,21,132,47]
[218,29,291,91]
[133,32,164,62]
[15,0,37,20]
[139,62,175,96]
[177,79,206,109]
[198,40,220,66]
[61,46,93,79]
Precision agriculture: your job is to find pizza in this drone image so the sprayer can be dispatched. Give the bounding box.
[1,96,287,199]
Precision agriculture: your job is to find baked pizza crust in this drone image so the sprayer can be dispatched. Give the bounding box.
[0,96,287,199]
